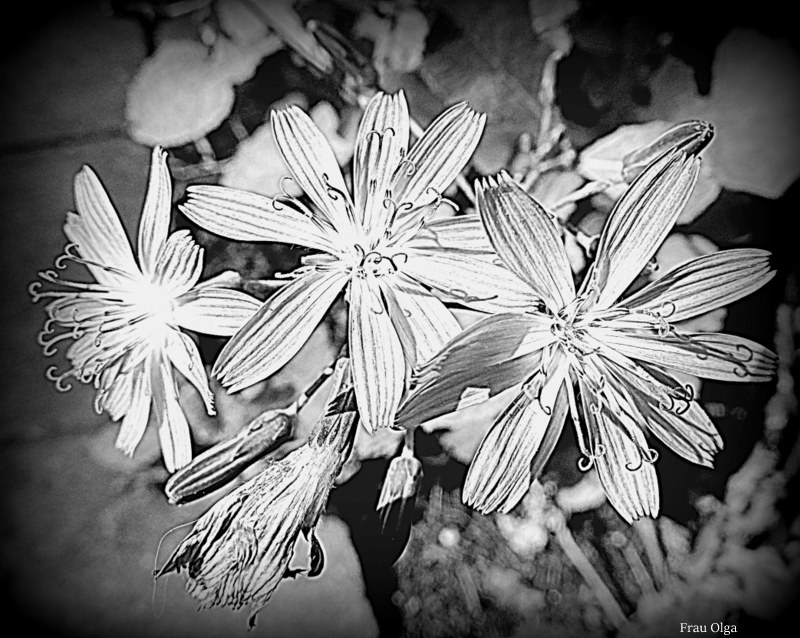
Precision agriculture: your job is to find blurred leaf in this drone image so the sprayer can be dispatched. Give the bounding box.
[354,6,430,75]
[645,29,800,198]
[402,0,550,172]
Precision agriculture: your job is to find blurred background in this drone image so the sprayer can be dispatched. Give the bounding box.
[1,1,798,636]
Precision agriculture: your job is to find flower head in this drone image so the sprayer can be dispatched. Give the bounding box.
[156,357,357,626]
[397,125,778,523]
[182,91,535,432]
[30,148,261,471]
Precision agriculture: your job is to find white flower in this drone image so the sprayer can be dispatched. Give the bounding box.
[30,148,261,472]
[182,90,535,432]
[397,128,778,523]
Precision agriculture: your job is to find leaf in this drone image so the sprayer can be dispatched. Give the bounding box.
[645,29,800,198]
[396,0,550,172]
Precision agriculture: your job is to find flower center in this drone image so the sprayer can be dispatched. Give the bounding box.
[351,245,408,278]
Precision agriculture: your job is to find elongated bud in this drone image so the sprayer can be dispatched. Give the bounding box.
[377,448,422,511]
[622,120,714,182]
[164,408,294,505]
[308,20,379,100]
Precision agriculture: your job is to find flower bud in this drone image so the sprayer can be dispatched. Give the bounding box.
[622,120,714,182]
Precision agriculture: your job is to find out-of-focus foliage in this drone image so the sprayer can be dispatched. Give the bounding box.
[644,29,800,199]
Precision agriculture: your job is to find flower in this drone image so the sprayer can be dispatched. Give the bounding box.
[181,90,535,432]
[30,148,261,472]
[156,357,357,626]
[396,126,778,523]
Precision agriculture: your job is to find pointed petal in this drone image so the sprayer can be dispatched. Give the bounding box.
[598,329,777,382]
[66,167,139,285]
[214,269,348,391]
[593,410,660,523]
[392,102,486,221]
[464,361,569,514]
[396,312,553,427]
[166,329,215,415]
[380,276,461,365]
[174,287,261,336]
[587,150,701,308]
[404,249,539,313]
[476,172,574,310]
[114,361,153,455]
[152,358,193,472]
[138,147,172,275]
[353,91,409,239]
[271,106,355,239]
[348,275,406,432]
[153,230,203,293]
[620,248,775,321]
[404,215,493,253]
[181,185,335,253]
[598,359,722,467]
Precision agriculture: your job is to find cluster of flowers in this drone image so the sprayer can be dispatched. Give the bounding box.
[31,91,776,623]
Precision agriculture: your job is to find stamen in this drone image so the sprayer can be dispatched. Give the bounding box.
[46,365,74,392]
[38,325,83,356]
[735,343,754,362]
[279,176,296,199]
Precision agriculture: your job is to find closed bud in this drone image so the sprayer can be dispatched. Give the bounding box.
[164,407,295,506]
[622,120,714,182]
[377,448,422,511]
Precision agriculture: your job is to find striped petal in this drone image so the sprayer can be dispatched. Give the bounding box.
[464,359,569,514]
[138,147,172,275]
[353,91,409,240]
[620,248,775,321]
[166,329,215,415]
[592,407,660,523]
[153,230,203,293]
[152,357,193,472]
[476,172,574,310]
[272,106,356,241]
[404,249,539,313]
[586,150,701,308]
[349,275,405,432]
[380,275,461,366]
[403,214,493,253]
[114,359,153,456]
[397,312,553,427]
[66,167,139,285]
[598,329,777,382]
[174,287,261,337]
[213,269,348,392]
[181,185,335,253]
[391,102,486,227]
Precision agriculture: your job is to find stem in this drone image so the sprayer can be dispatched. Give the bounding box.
[553,524,627,628]
[294,363,337,412]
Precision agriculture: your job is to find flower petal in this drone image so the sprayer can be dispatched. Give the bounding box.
[214,269,348,392]
[403,214,493,253]
[464,360,569,514]
[476,172,574,310]
[404,249,539,313]
[181,185,335,253]
[587,150,701,308]
[66,167,139,285]
[592,407,660,523]
[396,312,553,427]
[152,357,193,472]
[392,102,485,222]
[620,248,775,321]
[353,91,409,240]
[598,359,722,467]
[153,230,203,293]
[175,287,261,337]
[597,329,777,382]
[380,275,461,366]
[348,275,406,432]
[114,360,153,455]
[138,147,172,276]
[166,329,215,415]
[272,106,356,240]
